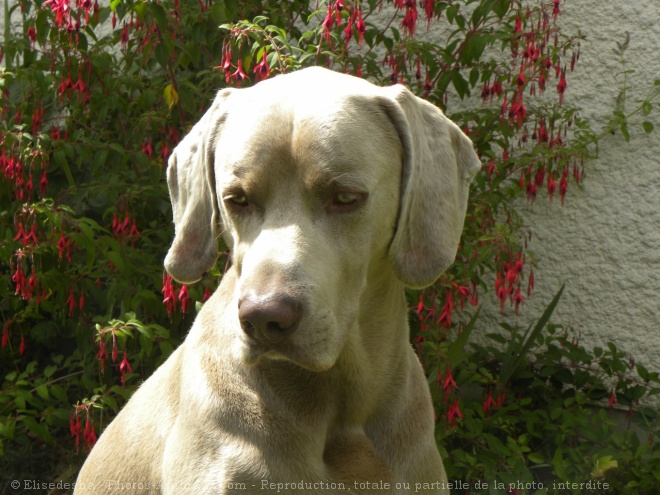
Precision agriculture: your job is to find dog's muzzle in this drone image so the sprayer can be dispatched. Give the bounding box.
[238,293,302,346]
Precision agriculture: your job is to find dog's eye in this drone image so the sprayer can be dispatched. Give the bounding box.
[225,193,249,209]
[336,192,359,205]
[328,191,367,213]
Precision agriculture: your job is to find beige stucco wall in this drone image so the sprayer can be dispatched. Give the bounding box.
[491,1,660,370]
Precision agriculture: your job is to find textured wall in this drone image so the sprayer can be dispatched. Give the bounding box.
[491,1,660,371]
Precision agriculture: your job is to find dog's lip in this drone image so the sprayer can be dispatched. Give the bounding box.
[241,337,293,363]
[241,336,328,371]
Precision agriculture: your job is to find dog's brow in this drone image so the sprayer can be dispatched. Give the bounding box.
[309,170,368,193]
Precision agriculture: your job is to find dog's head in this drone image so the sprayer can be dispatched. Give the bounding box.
[164,67,480,371]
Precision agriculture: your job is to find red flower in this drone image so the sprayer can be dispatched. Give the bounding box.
[356,9,366,46]
[230,59,249,87]
[142,139,153,158]
[69,413,81,446]
[12,264,26,296]
[119,349,132,385]
[441,367,458,397]
[482,390,496,415]
[400,2,418,37]
[19,335,26,356]
[322,3,334,41]
[39,169,48,196]
[253,52,270,82]
[559,174,568,205]
[98,339,107,371]
[178,284,190,313]
[437,292,454,329]
[422,0,435,23]
[44,0,71,28]
[120,24,129,51]
[83,417,97,450]
[547,173,557,202]
[58,73,73,97]
[513,287,524,313]
[552,0,561,21]
[65,287,76,316]
[516,66,526,88]
[56,230,68,261]
[162,273,177,316]
[446,400,463,427]
[557,68,567,104]
[608,391,617,410]
[526,270,535,297]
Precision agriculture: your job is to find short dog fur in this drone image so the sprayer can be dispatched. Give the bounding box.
[74,67,481,494]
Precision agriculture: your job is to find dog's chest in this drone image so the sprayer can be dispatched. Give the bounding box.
[161,421,397,494]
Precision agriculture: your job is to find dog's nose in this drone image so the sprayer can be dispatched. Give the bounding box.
[238,294,302,345]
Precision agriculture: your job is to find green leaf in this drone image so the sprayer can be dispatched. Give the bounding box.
[620,121,630,142]
[107,250,126,272]
[499,285,564,386]
[641,101,653,115]
[451,71,469,99]
[446,4,458,24]
[44,365,57,378]
[155,42,169,71]
[642,121,654,133]
[469,68,480,87]
[36,384,49,400]
[592,455,618,478]
[449,306,481,368]
[53,149,75,187]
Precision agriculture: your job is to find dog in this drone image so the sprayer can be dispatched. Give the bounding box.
[74,67,480,494]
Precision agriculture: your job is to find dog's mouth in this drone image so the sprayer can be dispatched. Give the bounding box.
[239,335,335,373]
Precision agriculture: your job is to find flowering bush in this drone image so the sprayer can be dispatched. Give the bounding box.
[1,0,658,492]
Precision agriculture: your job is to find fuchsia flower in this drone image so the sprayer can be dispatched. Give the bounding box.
[178,284,190,313]
[400,0,418,37]
[356,9,366,45]
[44,0,71,28]
[65,287,76,316]
[557,68,567,104]
[547,173,557,202]
[552,0,561,21]
[229,59,249,87]
[119,349,132,386]
[446,400,463,427]
[253,52,270,82]
[162,273,177,316]
[321,3,334,41]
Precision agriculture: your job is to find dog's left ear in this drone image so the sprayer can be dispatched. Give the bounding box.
[382,86,481,288]
[164,89,232,284]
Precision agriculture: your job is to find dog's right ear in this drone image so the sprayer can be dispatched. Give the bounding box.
[164,89,233,284]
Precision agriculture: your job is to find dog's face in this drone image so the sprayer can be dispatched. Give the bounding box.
[164,68,481,372]
[216,85,402,371]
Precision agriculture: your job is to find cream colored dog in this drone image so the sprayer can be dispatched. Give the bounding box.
[74,67,480,494]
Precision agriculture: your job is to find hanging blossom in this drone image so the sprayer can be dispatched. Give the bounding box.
[70,404,97,452]
[162,273,177,317]
[482,389,506,415]
[253,52,270,82]
[119,349,132,386]
[446,400,463,428]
